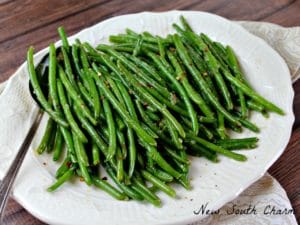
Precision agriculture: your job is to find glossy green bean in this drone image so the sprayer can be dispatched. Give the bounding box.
[116,60,185,138]
[92,141,100,165]
[47,167,75,192]
[172,35,240,126]
[27,47,68,127]
[148,52,198,135]
[167,50,214,119]
[92,177,126,200]
[186,134,247,161]
[141,170,176,197]
[55,156,72,178]
[106,167,143,200]
[53,128,64,161]
[132,178,161,207]
[36,118,55,154]
[58,66,97,125]
[57,79,88,143]
[58,27,70,53]
[89,66,157,146]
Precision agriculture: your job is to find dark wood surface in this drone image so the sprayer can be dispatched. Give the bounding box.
[1,0,299,224]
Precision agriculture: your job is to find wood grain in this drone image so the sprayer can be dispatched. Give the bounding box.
[0,0,299,224]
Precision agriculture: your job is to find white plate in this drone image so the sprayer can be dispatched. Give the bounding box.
[0,11,294,225]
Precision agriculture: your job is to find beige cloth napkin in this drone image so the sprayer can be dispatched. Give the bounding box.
[0,21,299,225]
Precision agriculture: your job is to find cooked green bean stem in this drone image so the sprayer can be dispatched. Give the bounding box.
[47,124,57,153]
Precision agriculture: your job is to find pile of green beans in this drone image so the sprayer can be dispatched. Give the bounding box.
[27,16,283,207]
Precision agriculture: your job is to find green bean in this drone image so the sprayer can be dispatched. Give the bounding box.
[190,34,233,110]
[90,67,157,146]
[73,132,92,185]
[56,156,72,178]
[246,100,269,118]
[173,157,188,173]
[58,66,97,125]
[36,118,55,154]
[132,178,161,207]
[141,170,176,197]
[133,35,143,56]
[94,55,188,116]
[116,147,124,181]
[73,133,89,166]
[27,47,68,127]
[217,112,227,139]
[220,66,284,115]
[125,53,165,84]
[92,141,100,165]
[146,167,173,183]
[157,36,165,58]
[237,116,260,133]
[172,35,240,126]
[177,174,191,190]
[179,15,193,32]
[47,166,75,192]
[53,128,64,161]
[79,45,101,119]
[215,138,258,150]
[224,45,247,117]
[61,47,76,87]
[167,50,214,118]
[186,134,247,161]
[102,95,117,161]
[166,119,183,150]
[57,79,88,143]
[73,104,108,156]
[143,143,182,179]
[145,110,160,121]
[48,43,61,111]
[71,45,84,79]
[187,144,218,162]
[97,47,170,98]
[199,116,216,123]
[165,147,189,164]
[148,52,198,135]
[116,60,185,138]
[117,128,127,158]
[77,81,94,106]
[58,27,70,53]
[116,80,138,121]
[106,167,143,200]
[47,124,57,153]
[92,177,126,200]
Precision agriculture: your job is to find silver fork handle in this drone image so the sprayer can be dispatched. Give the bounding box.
[0,110,43,222]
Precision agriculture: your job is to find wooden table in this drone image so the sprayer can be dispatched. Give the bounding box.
[0,0,299,224]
